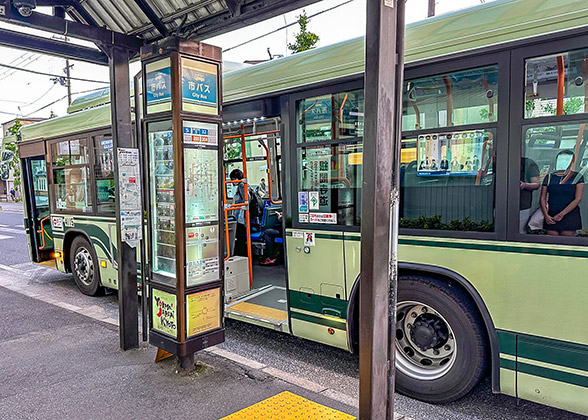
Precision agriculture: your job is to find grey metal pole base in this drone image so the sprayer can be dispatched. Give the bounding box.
[177,354,195,372]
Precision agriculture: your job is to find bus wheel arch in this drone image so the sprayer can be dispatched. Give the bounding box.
[64,231,102,296]
[347,263,499,401]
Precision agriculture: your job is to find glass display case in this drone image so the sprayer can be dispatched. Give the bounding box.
[148,121,176,282]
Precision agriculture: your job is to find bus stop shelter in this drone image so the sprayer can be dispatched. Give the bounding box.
[0,1,405,418]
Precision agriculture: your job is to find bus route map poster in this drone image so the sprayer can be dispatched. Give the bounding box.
[417,130,491,176]
[187,288,221,337]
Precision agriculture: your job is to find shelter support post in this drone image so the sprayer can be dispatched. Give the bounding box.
[110,46,140,351]
[359,0,405,418]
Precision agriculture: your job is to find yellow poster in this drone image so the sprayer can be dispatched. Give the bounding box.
[152,289,177,337]
[187,288,221,337]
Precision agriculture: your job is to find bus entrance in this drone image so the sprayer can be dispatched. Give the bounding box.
[222,119,288,331]
[22,155,54,264]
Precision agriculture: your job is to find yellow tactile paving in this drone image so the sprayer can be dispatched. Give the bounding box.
[228,301,288,323]
[220,391,356,420]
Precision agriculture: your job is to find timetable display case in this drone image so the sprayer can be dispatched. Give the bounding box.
[142,37,225,361]
[148,121,176,284]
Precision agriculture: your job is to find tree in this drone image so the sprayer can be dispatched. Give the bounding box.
[287,11,319,54]
[5,120,22,195]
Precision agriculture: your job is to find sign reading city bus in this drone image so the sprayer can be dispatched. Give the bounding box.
[145,58,172,114]
[181,58,218,115]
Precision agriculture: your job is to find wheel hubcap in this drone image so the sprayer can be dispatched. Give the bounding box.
[73,247,94,286]
[395,301,457,380]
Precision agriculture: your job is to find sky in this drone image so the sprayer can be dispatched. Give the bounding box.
[0,0,493,128]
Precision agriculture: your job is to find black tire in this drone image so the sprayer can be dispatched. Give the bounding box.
[394,274,488,403]
[70,236,102,296]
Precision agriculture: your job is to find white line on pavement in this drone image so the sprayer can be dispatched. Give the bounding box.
[0,234,14,240]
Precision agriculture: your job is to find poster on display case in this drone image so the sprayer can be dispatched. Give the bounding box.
[184,148,219,223]
[186,288,221,337]
[417,130,491,176]
[186,224,219,287]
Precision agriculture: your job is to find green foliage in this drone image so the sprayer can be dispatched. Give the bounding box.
[5,120,22,191]
[479,108,489,121]
[399,215,494,232]
[287,11,319,54]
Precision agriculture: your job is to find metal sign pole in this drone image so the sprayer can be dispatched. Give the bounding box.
[359,0,406,418]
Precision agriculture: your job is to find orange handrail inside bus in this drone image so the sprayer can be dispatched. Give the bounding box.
[37,215,53,250]
[556,55,565,116]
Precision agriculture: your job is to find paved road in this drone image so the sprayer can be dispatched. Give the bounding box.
[0,206,584,420]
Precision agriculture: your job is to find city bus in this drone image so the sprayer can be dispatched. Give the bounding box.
[6,0,588,415]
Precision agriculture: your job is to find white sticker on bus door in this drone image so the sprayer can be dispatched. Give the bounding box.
[292,231,304,239]
[309,212,337,224]
[309,191,319,210]
[299,213,309,223]
[304,232,315,247]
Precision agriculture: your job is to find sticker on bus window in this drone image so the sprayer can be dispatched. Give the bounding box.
[299,214,309,223]
[304,232,315,247]
[309,191,319,210]
[309,212,337,224]
[298,192,309,213]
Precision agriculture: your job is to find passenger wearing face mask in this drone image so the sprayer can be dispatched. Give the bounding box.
[540,150,585,236]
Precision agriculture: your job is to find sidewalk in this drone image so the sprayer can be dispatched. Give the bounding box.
[0,201,24,213]
[0,285,360,420]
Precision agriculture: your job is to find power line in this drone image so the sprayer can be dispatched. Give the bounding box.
[223,0,357,53]
[0,87,107,119]
[23,87,107,117]
[0,62,108,84]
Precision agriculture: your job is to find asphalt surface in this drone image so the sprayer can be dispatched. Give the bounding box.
[0,285,358,420]
[0,204,585,420]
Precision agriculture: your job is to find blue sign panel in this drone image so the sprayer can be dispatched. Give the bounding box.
[182,67,217,108]
[146,66,171,105]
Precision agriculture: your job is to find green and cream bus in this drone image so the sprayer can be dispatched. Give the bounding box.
[7,0,588,415]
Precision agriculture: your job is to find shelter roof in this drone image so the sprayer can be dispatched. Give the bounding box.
[68,0,320,41]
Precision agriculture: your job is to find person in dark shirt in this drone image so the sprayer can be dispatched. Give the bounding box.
[520,157,540,233]
[540,150,585,236]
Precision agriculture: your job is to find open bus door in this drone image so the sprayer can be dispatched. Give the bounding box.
[21,148,54,264]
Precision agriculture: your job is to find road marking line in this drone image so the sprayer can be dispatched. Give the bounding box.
[0,234,14,240]
[0,227,25,235]
[0,263,21,272]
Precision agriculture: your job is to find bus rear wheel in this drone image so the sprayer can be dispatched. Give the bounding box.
[394,275,488,403]
[70,236,101,296]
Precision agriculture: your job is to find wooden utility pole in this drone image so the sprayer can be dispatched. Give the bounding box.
[359,0,406,418]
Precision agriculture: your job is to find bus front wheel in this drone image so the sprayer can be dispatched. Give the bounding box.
[394,275,488,403]
[70,236,101,296]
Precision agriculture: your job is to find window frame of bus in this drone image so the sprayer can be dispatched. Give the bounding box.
[289,80,364,232]
[47,134,97,215]
[508,35,588,245]
[93,133,116,215]
[399,51,510,240]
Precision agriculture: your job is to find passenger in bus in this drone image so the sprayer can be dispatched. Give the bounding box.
[540,150,584,236]
[256,178,268,198]
[260,210,283,266]
[230,169,248,256]
[520,157,541,233]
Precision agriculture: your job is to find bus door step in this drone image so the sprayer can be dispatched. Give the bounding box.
[225,285,288,332]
